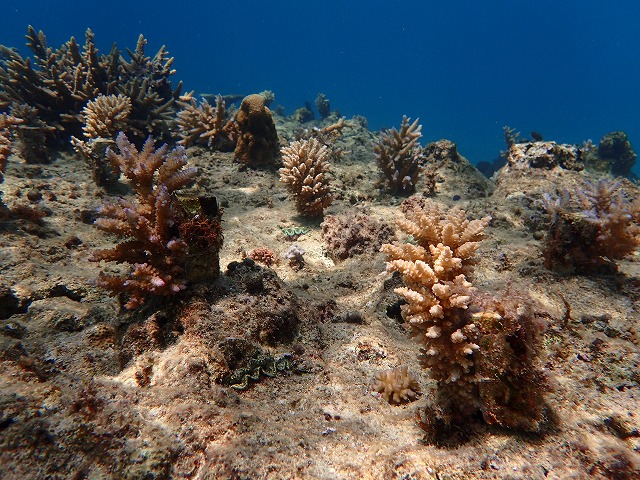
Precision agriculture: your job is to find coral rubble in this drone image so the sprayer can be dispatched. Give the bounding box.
[90,133,200,309]
[374,115,423,195]
[233,93,279,167]
[280,137,333,217]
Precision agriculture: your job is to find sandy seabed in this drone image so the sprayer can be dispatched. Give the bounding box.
[0,115,639,479]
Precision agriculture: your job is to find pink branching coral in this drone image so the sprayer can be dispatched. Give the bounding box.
[374,116,423,195]
[176,94,233,150]
[90,132,197,309]
[542,178,640,272]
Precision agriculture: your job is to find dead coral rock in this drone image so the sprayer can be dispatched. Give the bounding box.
[597,131,637,177]
[421,139,494,199]
[322,211,393,261]
[234,94,279,167]
[507,141,583,171]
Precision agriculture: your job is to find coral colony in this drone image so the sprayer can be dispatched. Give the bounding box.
[1,25,640,478]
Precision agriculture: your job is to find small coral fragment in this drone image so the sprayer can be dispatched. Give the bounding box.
[374,366,420,404]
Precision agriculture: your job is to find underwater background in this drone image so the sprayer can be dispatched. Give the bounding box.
[2,0,640,170]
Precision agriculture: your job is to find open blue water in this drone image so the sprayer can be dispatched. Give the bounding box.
[3,1,640,169]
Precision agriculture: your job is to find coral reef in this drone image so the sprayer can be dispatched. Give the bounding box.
[373,366,420,404]
[284,244,305,270]
[71,94,132,187]
[322,211,393,261]
[89,133,199,309]
[0,26,182,152]
[542,178,640,273]
[176,94,234,150]
[0,113,21,185]
[233,94,279,167]
[374,115,423,195]
[280,137,333,217]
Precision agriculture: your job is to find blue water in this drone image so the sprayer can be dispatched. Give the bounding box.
[3,1,640,168]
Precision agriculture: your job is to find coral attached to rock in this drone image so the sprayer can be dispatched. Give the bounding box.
[542,178,640,273]
[280,137,333,217]
[374,116,423,195]
[374,366,420,404]
[176,94,234,150]
[233,94,279,167]
[90,133,198,309]
[381,201,490,411]
[507,141,583,171]
[322,211,393,261]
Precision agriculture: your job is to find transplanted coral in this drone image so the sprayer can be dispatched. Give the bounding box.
[542,178,640,273]
[90,133,197,309]
[381,201,490,410]
[382,202,547,432]
[374,366,420,404]
[176,94,234,150]
[374,115,423,195]
[280,137,333,217]
[233,94,279,167]
[71,94,132,187]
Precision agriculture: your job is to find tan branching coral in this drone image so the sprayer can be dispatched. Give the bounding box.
[374,366,420,404]
[374,116,423,195]
[234,94,279,167]
[381,201,490,410]
[71,95,132,187]
[177,95,232,149]
[90,133,197,309]
[280,138,333,217]
[0,114,22,184]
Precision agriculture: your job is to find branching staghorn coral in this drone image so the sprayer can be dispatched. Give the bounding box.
[280,137,333,217]
[71,94,132,186]
[381,201,490,413]
[542,178,640,272]
[176,94,233,149]
[90,133,197,309]
[0,26,182,151]
[0,113,22,184]
[374,116,423,195]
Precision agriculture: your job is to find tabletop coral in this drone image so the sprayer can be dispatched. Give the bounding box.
[90,132,197,309]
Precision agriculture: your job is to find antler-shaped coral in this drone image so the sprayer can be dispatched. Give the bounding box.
[280,137,333,217]
[0,114,22,184]
[90,133,197,309]
[374,115,423,194]
[381,201,490,393]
